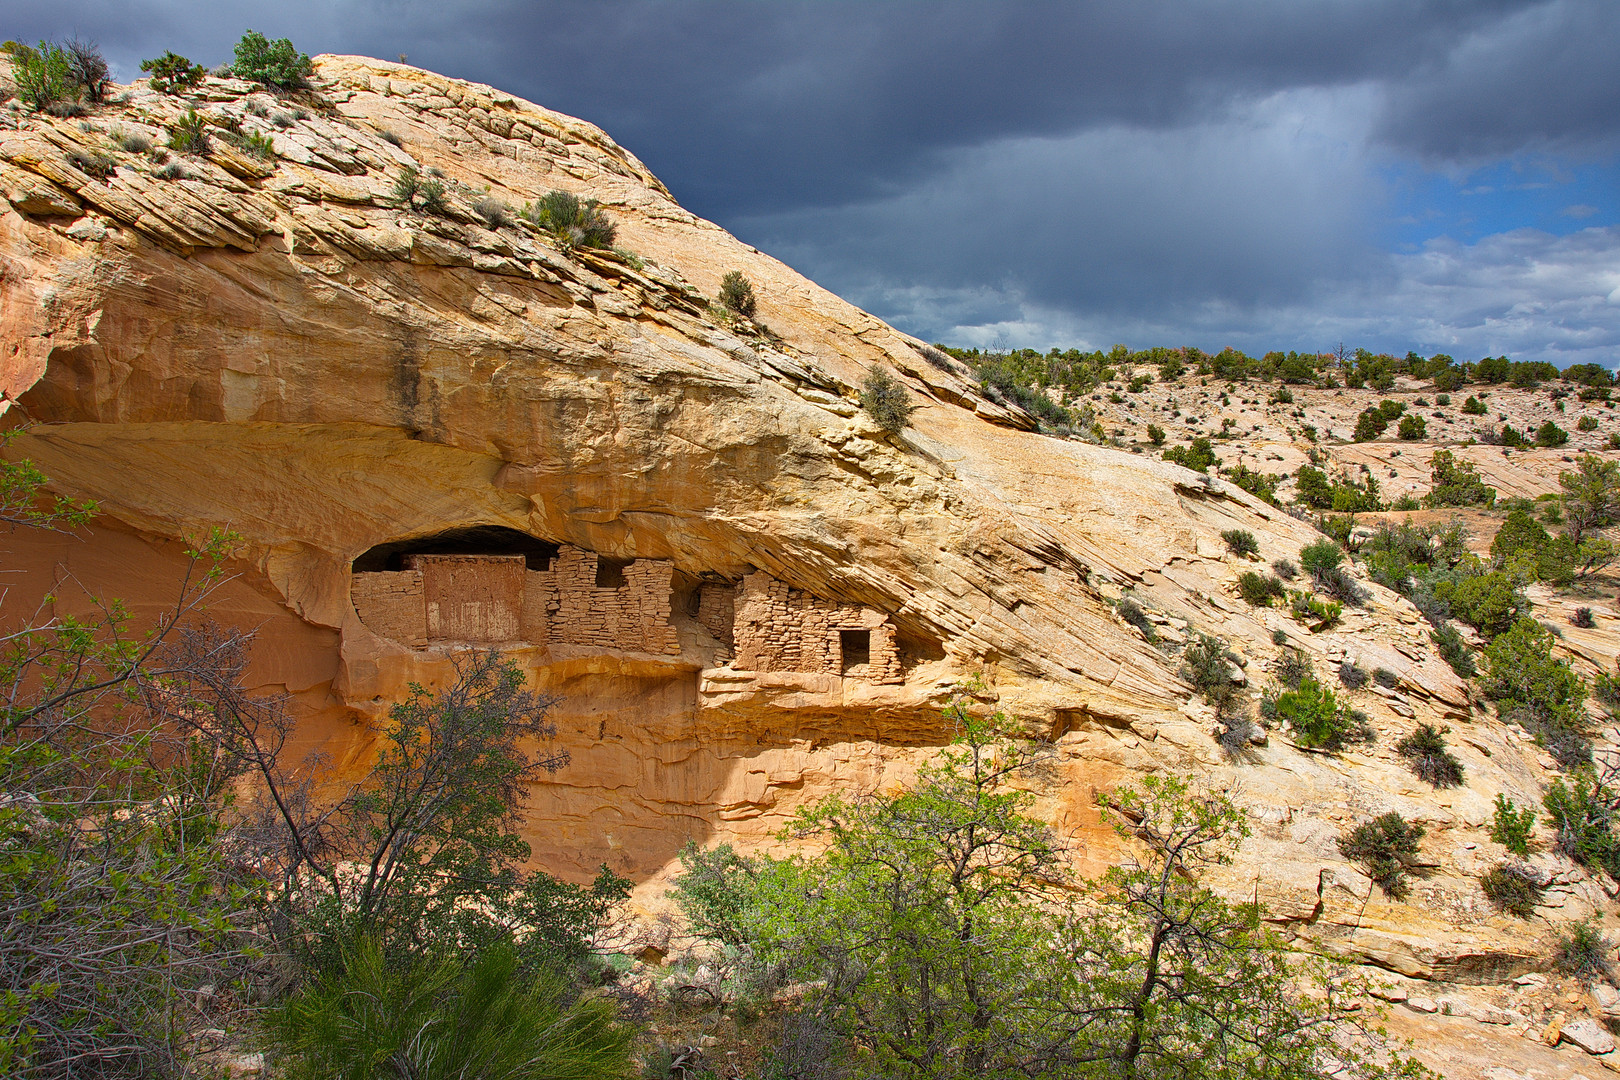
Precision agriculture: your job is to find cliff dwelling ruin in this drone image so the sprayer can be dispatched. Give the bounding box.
[350,530,903,683]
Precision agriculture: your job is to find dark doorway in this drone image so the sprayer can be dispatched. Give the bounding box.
[840,629,871,672]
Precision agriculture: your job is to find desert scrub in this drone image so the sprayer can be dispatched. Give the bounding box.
[1287,590,1342,632]
[1554,920,1611,980]
[1221,528,1259,557]
[1484,617,1590,769]
[718,270,757,318]
[474,196,512,228]
[166,110,210,155]
[1429,623,1477,678]
[220,128,274,160]
[1479,861,1543,917]
[1275,678,1370,751]
[1236,571,1286,607]
[140,50,205,94]
[1542,773,1620,878]
[66,147,114,178]
[1179,632,1242,717]
[1490,794,1535,856]
[859,367,913,435]
[4,40,75,110]
[523,189,616,251]
[1395,723,1463,788]
[1339,812,1425,898]
[392,165,448,214]
[1114,596,1156,642]
[111,126,152,154]
[1270,558,1298,581]
[1274,647,1312,690]
[231,30,314,89]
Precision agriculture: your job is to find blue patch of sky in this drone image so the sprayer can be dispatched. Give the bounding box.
[1381,155,1620,252]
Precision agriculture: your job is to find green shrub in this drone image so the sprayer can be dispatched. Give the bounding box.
[270,937,633,1080]
[1441,571,1526,639]
[1579,415,1599,432]
[1115,596,1157,642]
[1353,408,1388,442]
[1221,528,1259,557]
[139,50,205,94]
[1372,667,1399,689]
[1275,648,1312,690]
[1535,421,1569,447]
[1299,539,1344,585]
[1287,590,1342,631]
[1479,862,1542,917]
[1543,774,1619,877]
[392,165,448,214]
[1427,449,1495,507]
[860,367,914,435]
[1222,464,1282,505]
[1490,794,1535,856]
[1397,414,1427,440]
[1462,396,1487,415]
[231,30,315,89]
[1145,423,1166,445]
[523,189,617,251]
[1436,393,1451,406]
[1162,437,1218,472]
[1276,678,1369,750]
[1395,723,1463,788]
[1180,632,1240,715]
[166,110,210,154]
[221,127,275,160]
[1554,920,1611,980]
[1339,813,1424,898]
[1236,570,1285,607]
[719,270,757,318]
[1483,618,1589,767]
[4,40,75,110]
[1429,623,1477,678]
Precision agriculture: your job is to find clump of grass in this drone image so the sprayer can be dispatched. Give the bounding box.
[1274,648,1312,690]
[377,127,403,146]
[1339,812,1425,898]
[1270,558,1298,581]
[153,160,187,180]
[1115,596,1157,642]
[860,367,914,436]
[522,189,616,251]
[1479,861,1542,917]
[1554,920,1611,980]
[221,128,275,160]
[111,126,152,154]
[1236,571,1286,607]
[65,147,113,178]
[1372,667,1399,689]
[474,196,512,229]
[1338,660,1368,690]
[392,165,447,214]
[1221,528,1259,557]
[1395,723,1464,788]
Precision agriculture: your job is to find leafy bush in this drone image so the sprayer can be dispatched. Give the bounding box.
[1572,607,1595,629]
[1397,414,1427,440]
[1180,632,1241,715]
[392,164,448,214]
[1276,678,1370,751]
[166,109,210,154]
[1222,464,1283,505]
[1579,415,1599,432]
[1427,449,1495,507]
[523,189,616,251]
[1441,570,1527,639]
[1275,648,1312,690]
[859,367,914,435]
[269,937,633,1080]
[719,270,757,318]
[1429,623,1477,679]
[1554,920,1611,980]
[231,30,315,89]
[1560,454,1620,544]
[1145,422,1166,445]
[4,40,75,110]
[1299,539,1343,584]
[1543,774,1619,878]
[1287,590,1342,631]
[1162,437,1218,472]
[1237,570,1286,606]
[1484,618,1589,767]
[140,50,206,94]
[1395,723,1463,788]
[1353,408,1388,442]
[1339,813,1425,898]
[1490,794,1535,856]
[1535,420,1569,447]
[1462,395,1487,415]
[1479,862,1542,917]
[1222,528,1259,557]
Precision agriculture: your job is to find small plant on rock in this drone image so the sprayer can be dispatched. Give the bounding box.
[1554,920,1611,980]
[1271,557,1298,580]
[1489,794,1535,856]
[1395,723,1464,788]
[1221,528,1259,557]
[1236,571,1285,607]
[1115,596,1157,642]
[392,165,448,214]
[474,196,512,228]
[1479,861,1543,918]
[1429,623,1477,679]
[859,367,913,435]
[718,270,757,318]
[1338,661,1368,690]
[166,110,210,155]
[1274,648,1312,690]
[523,189,616,251]
[231,30,315,89]
[1571,607,1595,629]
[1275,677,1371,751]
[1339,812,1425,898]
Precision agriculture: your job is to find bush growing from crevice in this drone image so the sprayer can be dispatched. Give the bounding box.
[1287,590,1342,631]
[1572,607,1595,629]
[1479,862,1543,917]
[1339,813,1425,898]
[523,189,617,251]
[166,109,210,154]
[1275,648,1312,690]
[1236,570,1286,607]
[1490,794,1535,856]
[473,196,512,228]
[1484,618,1590,769]
[140,50,206,94]
[1554,920,1612,980]
[1536,421,1569,448]
[1395,723,1464,788]
[1426,449,1495,508]
[1543,773,1620,879]
[1162,437,1218,472]
[1180,632,1242,716]
[3,40,75,110]
[1221,528,1259,557]
[392,164,448,214]
[1275,678,1371,751]
[1372,667,1399,689]
[62,38,109,103]
[1115,595,1157,642]
[1271,557,1298,580]
[719,270,757,318]
[859,367,914,435]
[232,30,315,89]
[1145,422,1166,446]
[1338,660,1368,690]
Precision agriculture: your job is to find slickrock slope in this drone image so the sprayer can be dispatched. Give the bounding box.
[2,58,1617,1074]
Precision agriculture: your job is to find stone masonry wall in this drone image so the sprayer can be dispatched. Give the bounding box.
[352,546,678,654]
[731,571,902,683]
[696,583,735,648]
[351,569,427,647]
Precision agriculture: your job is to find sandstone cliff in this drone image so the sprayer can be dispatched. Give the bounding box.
[1,57,1616,1075]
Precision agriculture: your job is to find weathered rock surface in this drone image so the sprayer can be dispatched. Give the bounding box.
[1,63,1617,1077]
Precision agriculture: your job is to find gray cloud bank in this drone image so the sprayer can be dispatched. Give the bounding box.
[8,0,1618,363]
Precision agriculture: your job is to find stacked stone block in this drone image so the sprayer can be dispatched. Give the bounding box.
[350,569,428,647]
[730,571,902,683]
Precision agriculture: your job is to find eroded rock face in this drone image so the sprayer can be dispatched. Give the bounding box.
[0,59,1611,1015]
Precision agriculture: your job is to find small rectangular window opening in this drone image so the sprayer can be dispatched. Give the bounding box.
[840,629,871,672]
[595,558,631,589]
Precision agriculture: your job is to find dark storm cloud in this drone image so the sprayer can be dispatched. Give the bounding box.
[6,1,1618,360]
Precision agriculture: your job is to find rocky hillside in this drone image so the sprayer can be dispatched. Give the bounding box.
[1,57,1617,1078]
